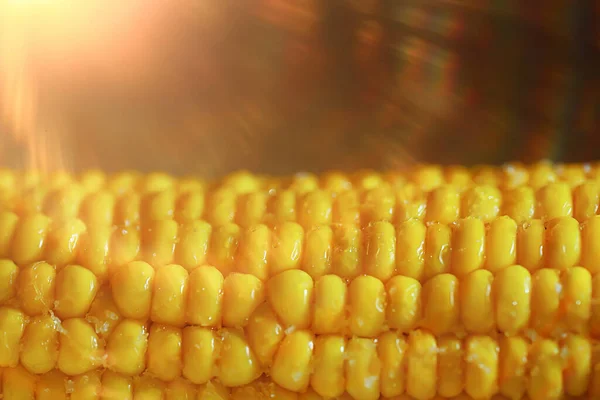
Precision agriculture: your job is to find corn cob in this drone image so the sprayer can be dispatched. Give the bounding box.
[3,166,600,400]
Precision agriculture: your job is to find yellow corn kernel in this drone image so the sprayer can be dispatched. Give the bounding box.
[217,328,261,387]
[485,216,517,273]
[106,319,148,375]
[3,366,36,400]
[562,334,591,397]
[141,172,175,193]
[167,378,196,400]
[396,219,426,280]
[561,266,591,333]
[298,190,332,228]
[426,185,460,224]
[592,274,600,336]
[362,186,395,224]
[378,331,407,398]
[141,189,176,222]
[57,318,103,375]
[182,326,217,384]
[45,218,86,267]
[501,162,529,189]
[582,215,600,274]
[76,224,111,279]
[353,170,383,191]
[529,162,557,187]
[206,188,237,226]
[132,375,165,400]
[151,264,188,327]
[175,220,211,271]
[236,192,267,228]
[298,388,324,400]
[498,336,528,400]
[422,273,459,335]
[413,165,444,191]
[348,275,385,337]
[0,211,18,257]
[559,163,587,187]
[79,190,115,227]
[494,265,531,335]
[111,261,155,320]
[207,223,241,276]
[302,226,333,279]
[269,222,304,275]
[222,273,265,328]
[268,190,297,224]
[102,370,133,400]
[147,324,183,382]
[460,269,495,334]
[175,189,205,222]
[333,190,360,225]
[345,337,380,400]
[37,370,67,400]
[271,330,314,392]
[197,381,230,400]
[364,221,396,281]
[472,165,500,186]
[536,182,572,219]
[503,186,535,223]
[0,259,18,304]
[43,185,84,220]
[246,303,284,366]
[530,268,561,336]
[321,171,352,192]
[544,217,581,270]
[222,171,262,194]
[269,269,313,330]
[516,219,544,272]
[142,219,178,266]
[114,193,140,227]
[573,181,599,222]
[451,218,485,277]
[0,306,26,367]
[12,213,50,265]
[437,336,464,398]
[312,274,347,334]
[86,287,121,338]
[406,330,437,400]
[527,339,563,400]
[386,275,422,332]
[186,266,224,327]
[332,224,362,279]
[18,187,46,215]
[110,226,141,271]
[18,261,56,315]
[465,336,499,400]
[237,224,270,280]
[20,315,59,374]
[423,223,452,280]
[311,335,346,398]
[461,185,501,222]
[107,171,139,195]
[55,264,99,319]
[445,165,472,189]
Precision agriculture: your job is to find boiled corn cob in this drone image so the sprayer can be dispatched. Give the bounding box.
[2,166,600,400]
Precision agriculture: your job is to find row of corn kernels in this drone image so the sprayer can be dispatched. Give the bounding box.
[1,309,597,400]
[6,179,600,229]
[4,212,600,282]
[1,367,570,400]
[3,162,600,195]
[3,261,600,342]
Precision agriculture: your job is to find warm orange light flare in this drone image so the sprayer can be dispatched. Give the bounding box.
[0,0,151,172]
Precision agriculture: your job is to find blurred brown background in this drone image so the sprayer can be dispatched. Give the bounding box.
[1,0,599,177]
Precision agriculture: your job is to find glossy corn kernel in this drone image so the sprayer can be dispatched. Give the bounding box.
[147,324,183,382]
[268,269,313,330]
[182,326,217,384]
[20,315,59,374]
[0,306,26,367]
[55,264,99,319]
[57,318,103,376]
[111,261,154,320]
[106,319,148,376]
[151,264,188,327]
